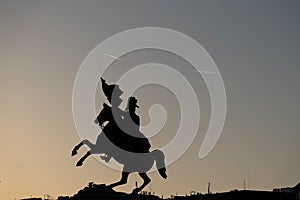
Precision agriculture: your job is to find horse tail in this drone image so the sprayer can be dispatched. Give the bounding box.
[152,149,167,179]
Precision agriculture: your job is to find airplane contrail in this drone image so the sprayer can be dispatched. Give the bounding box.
[100,54,221,76]
[193,69,222,75]
[101,53,121,60]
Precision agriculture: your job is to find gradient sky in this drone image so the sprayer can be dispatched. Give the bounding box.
[1,1,300,199]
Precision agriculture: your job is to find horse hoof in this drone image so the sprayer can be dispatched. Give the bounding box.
[76,161,83,167]
[71,150,77,156]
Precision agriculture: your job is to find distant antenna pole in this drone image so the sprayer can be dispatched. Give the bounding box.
[243,178,246,190]
[208,182,211,194]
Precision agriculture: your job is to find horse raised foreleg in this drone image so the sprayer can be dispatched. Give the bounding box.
[71,139,95,156]
[71,142,83,156]
[108,172,129,189]
[75,146,100,167]
[131,173,151,194]
[76,151,90,167]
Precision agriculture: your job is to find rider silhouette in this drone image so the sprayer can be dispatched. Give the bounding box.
[124,97,151,153]
[94,78,151,162]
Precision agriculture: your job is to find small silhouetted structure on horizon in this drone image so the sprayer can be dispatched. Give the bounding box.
[207,182,211,194]
[171,182,300,200]
[171,190,296,200]
[55,182,300,200]
[57,182,160,200]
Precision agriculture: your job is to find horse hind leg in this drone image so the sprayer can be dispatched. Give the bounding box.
[131,173,151,194]
[108,172,129,189]
[152,150,167,179]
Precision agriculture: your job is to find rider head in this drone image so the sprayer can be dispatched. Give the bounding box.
[125,96,139,113]
[101,77,123,107]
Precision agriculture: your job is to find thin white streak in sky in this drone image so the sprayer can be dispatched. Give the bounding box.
[100,54,221,76]
[101,53,121,60]
[193,70,221,75]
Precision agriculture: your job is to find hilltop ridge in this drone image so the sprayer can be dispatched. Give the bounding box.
[57,182,160,200]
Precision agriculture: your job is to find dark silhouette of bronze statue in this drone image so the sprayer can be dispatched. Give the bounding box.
[124,96,151,153]
[71,78,167,194]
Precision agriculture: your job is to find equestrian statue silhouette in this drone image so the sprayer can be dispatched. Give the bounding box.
[71,78,167,194]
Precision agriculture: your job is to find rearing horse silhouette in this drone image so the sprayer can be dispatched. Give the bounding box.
[71,134,167,194]
[71,78,167,194]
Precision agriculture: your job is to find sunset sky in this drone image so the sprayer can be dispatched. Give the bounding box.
[0,1,300,199]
